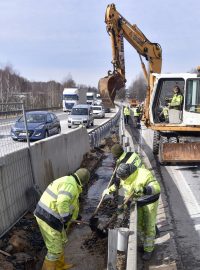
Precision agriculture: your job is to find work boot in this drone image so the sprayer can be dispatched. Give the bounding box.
[42,259,57,270]
[56,253,74,269]
[142,251,153,261]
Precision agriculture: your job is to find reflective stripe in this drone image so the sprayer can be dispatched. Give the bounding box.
[70,205,75,212]
[144,243,154,247]
[46,253,60,261]
[60,212,71,218]
[38,201,60,219]
[58,190,73,199]
[145,236,155,241]
[46,188,57,199]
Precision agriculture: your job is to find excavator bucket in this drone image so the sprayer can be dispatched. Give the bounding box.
[98,74,125,108]
[159,142,200,163]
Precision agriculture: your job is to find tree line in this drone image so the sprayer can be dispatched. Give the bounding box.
[0,66,97,110]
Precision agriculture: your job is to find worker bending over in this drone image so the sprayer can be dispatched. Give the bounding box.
[34,168,90,270]
[111,143,144,169]
[103,163,160,261]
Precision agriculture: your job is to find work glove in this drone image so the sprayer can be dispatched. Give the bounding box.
[102,188,110,197]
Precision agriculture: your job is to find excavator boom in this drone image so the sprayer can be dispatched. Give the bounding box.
[99,3,162,108]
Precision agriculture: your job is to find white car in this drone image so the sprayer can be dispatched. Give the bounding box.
[92,105,105,118]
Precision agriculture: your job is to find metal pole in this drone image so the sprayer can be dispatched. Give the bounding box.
[22,102,30,149]
[22,102,41,200]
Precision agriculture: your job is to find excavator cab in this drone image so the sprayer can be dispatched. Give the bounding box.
[98,73,125,108]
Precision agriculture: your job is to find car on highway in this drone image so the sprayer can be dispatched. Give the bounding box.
[68,104,94,128]
[92,105,105,118]
[11,111,61,141]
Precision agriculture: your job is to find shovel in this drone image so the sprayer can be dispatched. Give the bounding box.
[71,218,109,238]
[91,166,118,218]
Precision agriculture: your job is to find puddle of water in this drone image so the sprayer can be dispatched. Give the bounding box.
[87,154,114,200]
[83,153,114,216]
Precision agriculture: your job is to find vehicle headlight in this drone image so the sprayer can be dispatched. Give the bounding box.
[35,124,45,130]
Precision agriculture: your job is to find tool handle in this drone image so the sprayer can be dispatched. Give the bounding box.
[71,220,89,226]
[91,166,118,217]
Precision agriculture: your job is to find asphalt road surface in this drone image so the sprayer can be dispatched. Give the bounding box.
[128,117,200,270]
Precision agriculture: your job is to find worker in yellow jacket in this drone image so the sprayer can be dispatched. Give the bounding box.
[123,105,130,125]
[111,144,144,169]
[34,168,90,270]
[103,163,160,261]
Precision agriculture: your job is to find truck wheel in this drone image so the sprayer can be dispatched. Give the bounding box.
[153,131,160,155]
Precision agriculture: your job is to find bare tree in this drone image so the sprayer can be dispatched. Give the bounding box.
[62,74,76,88]
[128,73,147,102]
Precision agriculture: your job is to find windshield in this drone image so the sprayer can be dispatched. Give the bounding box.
[19,114,46,123]
[185,79,200,113]
[87,96,94,100]
[71,108,88,115]
[92,106,102,111]
[63,94,78,101]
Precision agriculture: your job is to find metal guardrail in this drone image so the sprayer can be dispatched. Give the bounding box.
[107,105,138,270]
[88,108,121,148]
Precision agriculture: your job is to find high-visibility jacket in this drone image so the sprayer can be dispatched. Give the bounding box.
[132,107,140,117]
[170,94,183,109]
[116,151,145,169]
[108,152,145,193]
[119,168,160,199]
[123,107,130,116]
[34,174,82,232]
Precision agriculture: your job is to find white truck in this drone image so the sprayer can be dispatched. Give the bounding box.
[94,93,103,105]
[86,92,95,106]
[63,88,87,112]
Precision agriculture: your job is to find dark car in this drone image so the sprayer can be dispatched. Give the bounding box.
[11,111,61,141]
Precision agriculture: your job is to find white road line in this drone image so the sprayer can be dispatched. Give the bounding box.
[166,166,200,232]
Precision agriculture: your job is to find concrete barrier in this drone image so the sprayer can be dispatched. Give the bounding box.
[31,126,90,192]
[0,126,90,237]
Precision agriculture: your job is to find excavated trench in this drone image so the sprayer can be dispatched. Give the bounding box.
[0,135,127,270]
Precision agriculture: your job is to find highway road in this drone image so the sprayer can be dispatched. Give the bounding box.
[0,108,117,157]
[129,120,200,269]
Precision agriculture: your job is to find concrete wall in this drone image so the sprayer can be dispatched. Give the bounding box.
[31,126,90,192]
[0,148,34,236]
[0,126,90,236]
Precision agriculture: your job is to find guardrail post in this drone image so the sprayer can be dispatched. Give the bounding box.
[126,202,137,270]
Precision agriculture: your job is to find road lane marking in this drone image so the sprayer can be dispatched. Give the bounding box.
[166,166,200,233]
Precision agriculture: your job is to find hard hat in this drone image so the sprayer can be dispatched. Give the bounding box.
[116,163,137,179]
[111,144,124,158]
[75,168,90,186]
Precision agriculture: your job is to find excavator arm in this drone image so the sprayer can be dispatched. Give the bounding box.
[99,3,162,115]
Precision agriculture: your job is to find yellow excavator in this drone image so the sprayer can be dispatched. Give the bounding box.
[99,3,200,163]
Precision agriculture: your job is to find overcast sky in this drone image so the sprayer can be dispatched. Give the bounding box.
[0,0,199,88]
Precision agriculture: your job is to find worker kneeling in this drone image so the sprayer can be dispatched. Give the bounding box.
[34,168,90,270]
[103,163,160,261]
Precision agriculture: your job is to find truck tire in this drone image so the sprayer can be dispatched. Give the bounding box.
[153,131,160,155]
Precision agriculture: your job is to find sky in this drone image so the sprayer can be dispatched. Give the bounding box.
[0,0,199,88]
